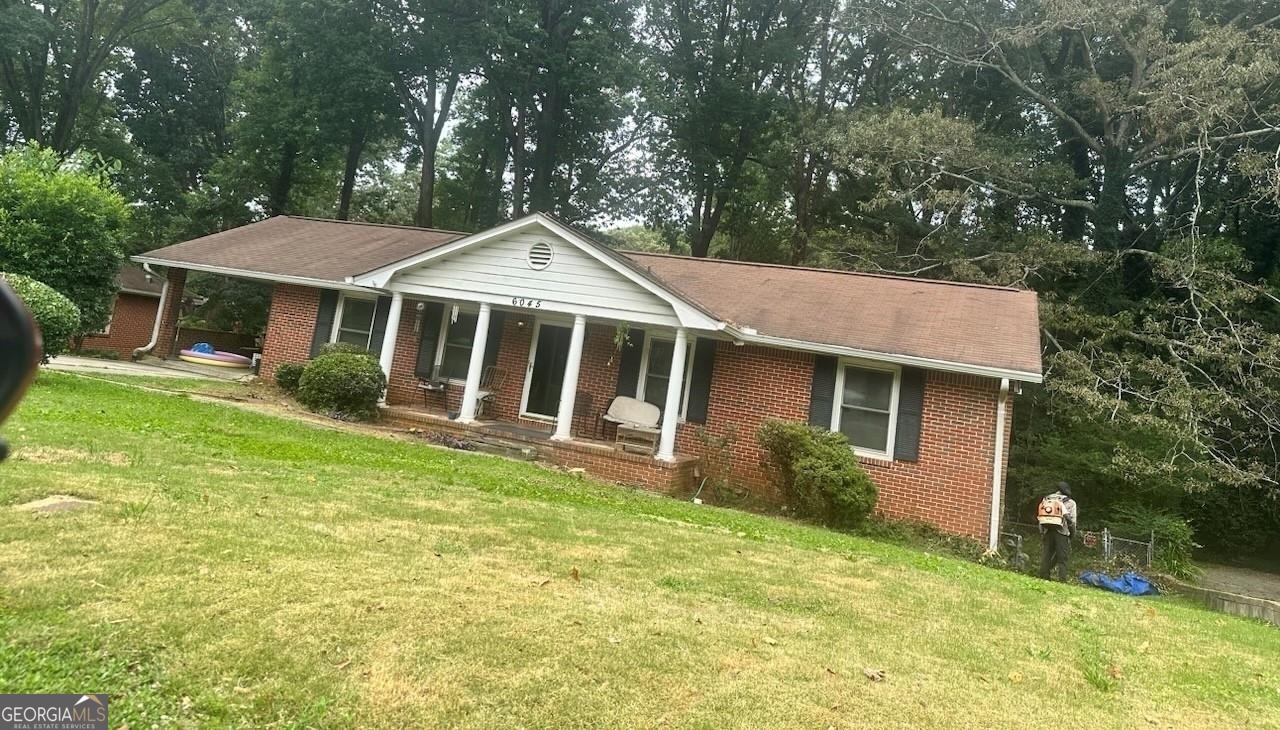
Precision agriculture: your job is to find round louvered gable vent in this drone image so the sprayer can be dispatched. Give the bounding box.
[527,241,554,270]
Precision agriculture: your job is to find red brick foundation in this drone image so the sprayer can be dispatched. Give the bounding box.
[384,407,698,495]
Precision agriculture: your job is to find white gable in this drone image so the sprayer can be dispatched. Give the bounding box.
[386,224,686,327]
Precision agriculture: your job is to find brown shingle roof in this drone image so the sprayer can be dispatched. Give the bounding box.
[135,215,1041,377]
[135,216,466,283]
[621,252,1042,377]
[116,264,164,296]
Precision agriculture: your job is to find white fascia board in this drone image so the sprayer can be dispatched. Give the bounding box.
[727,327,1043,384]
[389,282,716,330]
[131,256,384,294]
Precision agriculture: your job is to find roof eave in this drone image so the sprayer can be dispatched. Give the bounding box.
[728,327,1043,383]
[131,255,384,294]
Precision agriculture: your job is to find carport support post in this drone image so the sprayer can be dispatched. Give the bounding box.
[551,314,587,441]
[457,302,492,423]
[656,328,688,461]
[377,292,404,404]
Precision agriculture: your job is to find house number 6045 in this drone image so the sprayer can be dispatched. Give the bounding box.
[512,297,542,309]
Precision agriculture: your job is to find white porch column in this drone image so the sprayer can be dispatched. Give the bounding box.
[551,314,587,441]
[376,292,405,403]
[457,302,492,423]
[656,328,688,461]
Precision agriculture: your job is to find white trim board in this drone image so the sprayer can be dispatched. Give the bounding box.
[131,256,383,294]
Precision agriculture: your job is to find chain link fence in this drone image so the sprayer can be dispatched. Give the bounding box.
[1003,521,1155,570]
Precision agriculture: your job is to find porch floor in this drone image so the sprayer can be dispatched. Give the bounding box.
[381,405,700,496]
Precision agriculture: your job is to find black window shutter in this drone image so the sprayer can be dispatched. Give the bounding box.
[482,310,505,369]
[309,290,339,357]
[614,328,645,397]
[367,296,392,356]
[808,355,838,429]
[414,301,445,377]
[685,338,716,424]
[893,367,926,462]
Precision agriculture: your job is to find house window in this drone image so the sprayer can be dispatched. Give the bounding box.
[832,362,899,457]
[333,295,377,349]
[437,310,479,381]
[638,337,694,417]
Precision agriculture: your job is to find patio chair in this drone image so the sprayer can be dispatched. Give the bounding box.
[475,365,506,419]
[601,396,661,454]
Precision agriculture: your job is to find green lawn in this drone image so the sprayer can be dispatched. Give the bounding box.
[2,373,1278,729]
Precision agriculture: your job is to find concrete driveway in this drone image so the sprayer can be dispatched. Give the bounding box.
[47,355,227,379]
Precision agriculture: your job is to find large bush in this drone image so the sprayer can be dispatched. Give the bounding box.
[0,145,129,337]
[274,362,306,394]
[1,272,80,360]
[296,353,386,421]
[1108,504,1199,580]
[758,420,877,527]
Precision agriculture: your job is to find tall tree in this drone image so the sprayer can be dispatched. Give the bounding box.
[380,0,484,227]
[644,0,820,257]
[0,0,181,153]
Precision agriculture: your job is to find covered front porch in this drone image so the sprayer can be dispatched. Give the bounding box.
[361,214,724,467]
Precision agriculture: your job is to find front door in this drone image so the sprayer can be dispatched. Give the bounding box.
[523,323,572,418]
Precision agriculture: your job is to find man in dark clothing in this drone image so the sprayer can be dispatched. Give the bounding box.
[1037,482,1077,581]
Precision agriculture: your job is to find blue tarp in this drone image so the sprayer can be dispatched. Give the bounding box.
[1079,571,1159,596]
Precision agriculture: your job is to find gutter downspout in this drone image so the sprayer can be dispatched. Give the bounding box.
[988,378,1011,552]
[132,264,170,360]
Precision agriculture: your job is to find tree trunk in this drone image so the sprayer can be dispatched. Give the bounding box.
[529,80,562,214]
[510,104,526,219]
[415,133,439,228]
[268,140,299,216]
[1058,130,1092,241]
[337,122,367,221]
[1094,149,1132,250]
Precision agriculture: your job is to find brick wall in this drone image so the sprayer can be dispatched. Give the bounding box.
[176,328,258,354]
[859,372,1006,541]
[255,284,1012,542]
[668,343,1009,543]
[80,293,159,357]
[673,342,813,503]
[260,284,320,381]
[155,268,187,359]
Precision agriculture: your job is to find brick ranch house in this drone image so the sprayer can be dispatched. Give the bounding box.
[134,214,1042,547]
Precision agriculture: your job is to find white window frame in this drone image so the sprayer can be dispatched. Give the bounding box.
[830,359,901,460]
[432,305,482,384]
[330,293,380,350]
[637,335,696,421]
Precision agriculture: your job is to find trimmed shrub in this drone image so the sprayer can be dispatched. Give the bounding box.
[296,353,386,421]
[1,272,80,361]
[758,420,877,528]
[317,341,377,360]
[274,362,306,394]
